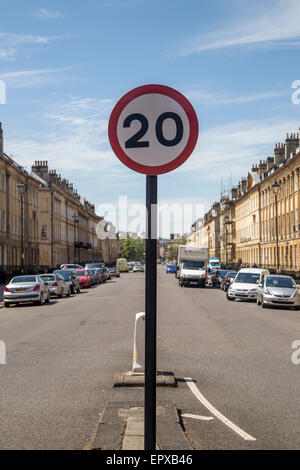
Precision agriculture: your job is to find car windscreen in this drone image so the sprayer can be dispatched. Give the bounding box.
[210,262,219,267]
[219,270,230,278]
[86,264,103,269]
[77,270,86,276]
[266,277,296,288]
[40,275,55,281]
[54,270,73,280]
[182,261,205,270]
[227,272,237,278]
[11,276,37,283]
[235,273,260,284]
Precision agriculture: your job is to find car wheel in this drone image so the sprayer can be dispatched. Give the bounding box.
[261,297,266,308]
[257,296,261,306]
[77,286,80,294]
[37,295,45,306]
[46,293,50,303]
[4,303,10,308]
[59,289,63,298]
[226,292,234,301]
[67,288,71,297]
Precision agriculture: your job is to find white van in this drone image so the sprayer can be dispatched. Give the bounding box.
[227,268,270,301]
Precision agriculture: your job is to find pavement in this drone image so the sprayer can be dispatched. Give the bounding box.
[0,269,300,449]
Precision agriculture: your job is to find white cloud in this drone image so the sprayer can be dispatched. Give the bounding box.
[185,89,286,106]
[178,0,300,55]
[0,66,77,88]
[0,31,70,60]
[35,9,64,20]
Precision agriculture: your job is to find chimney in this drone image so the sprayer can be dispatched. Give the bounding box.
[231,186,238,199]
[258,160,267,179]
[266,156,274,172]
[241,177,247,193]
[285,133,299,160]
[31,161,49,182]
[0,122,3,155]
[274,143,285,166]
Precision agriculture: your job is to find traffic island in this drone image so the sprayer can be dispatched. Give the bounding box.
[91,402,192,450]
[113,371,176,387]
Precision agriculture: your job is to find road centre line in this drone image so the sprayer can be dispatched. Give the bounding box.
[184,378,256,441]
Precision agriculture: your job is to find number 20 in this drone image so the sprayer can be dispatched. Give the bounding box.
[124,112,183,149]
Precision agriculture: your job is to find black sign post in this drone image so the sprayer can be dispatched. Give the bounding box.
[108,84,198,452]
[145,175,157,450]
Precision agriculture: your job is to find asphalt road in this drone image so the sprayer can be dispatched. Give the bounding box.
[0,268,300,449]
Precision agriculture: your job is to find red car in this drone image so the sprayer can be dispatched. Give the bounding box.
[76,269,92,288]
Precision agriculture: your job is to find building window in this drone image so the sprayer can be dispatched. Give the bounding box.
[41,225,48,240]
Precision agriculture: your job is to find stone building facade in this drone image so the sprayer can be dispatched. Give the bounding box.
[0,124,40,276]
[194,131,300,275]
[31,161,103,270]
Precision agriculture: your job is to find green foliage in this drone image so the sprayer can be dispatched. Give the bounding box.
[120,238,145,261]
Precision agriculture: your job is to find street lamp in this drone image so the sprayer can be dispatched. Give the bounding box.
[92,226,96,263]
[224,215,230,267]
[72,213,79,264]
[17,183,27,273]
[272,180,280,272]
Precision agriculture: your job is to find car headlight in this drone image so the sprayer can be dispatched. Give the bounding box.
[250,288,258,292]
[264,288,272,295]
[292,290,298,298]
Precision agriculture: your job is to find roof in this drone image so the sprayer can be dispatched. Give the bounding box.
[238,268,269,273]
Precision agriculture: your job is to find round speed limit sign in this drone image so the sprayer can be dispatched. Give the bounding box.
[108,84,198,175]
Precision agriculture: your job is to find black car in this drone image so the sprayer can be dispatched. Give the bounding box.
[53,269,80,294]
[211,270,232,288]
[221,271,237,291]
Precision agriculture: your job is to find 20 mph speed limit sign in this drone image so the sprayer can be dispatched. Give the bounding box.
[108,84,198,175]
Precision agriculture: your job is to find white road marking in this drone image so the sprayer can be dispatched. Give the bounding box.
[184,378,256,441]
[182,413,214,421]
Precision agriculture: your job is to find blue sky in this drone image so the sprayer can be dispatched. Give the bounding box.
[1,0,300,233]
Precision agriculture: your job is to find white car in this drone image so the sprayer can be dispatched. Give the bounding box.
[4,275,50,307]
[227,268,270,301]
[133,263,144,272]
[40,273,71,298]
[60,264,83,270]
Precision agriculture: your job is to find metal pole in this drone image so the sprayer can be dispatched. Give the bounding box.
[144,175,157,451]
[21,195,24,274]
[275,194,279,272]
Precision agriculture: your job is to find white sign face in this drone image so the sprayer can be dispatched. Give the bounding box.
[109,84,198,175]
[116,93,190,167]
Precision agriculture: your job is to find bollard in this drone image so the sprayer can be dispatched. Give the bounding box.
[132,312,145,375]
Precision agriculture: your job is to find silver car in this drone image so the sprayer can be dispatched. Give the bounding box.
[257,275,300,309]
[3,275,50,308]
[39,273,71,298]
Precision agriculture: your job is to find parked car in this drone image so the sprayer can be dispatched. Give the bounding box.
[85,269,97,285]
[206,269,217,286]
[133,263,144,272]
[88,268,102,284]
[227,268,270,301]
[221,271,237,291]
[166,263,176,274]
[76,269,92,288]
[4,275,50,307]
[210,270,232,288]
[257,275,300,309]
[107,267,120,278]
[85,263,105,270]
[53,269,81,294]
[40,273,71,297]
[98,267,107,283]
[60,264,83,270]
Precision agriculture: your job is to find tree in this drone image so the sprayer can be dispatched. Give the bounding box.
[120,237,145,261]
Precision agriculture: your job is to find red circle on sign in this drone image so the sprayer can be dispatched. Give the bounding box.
[108,84,198,175]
